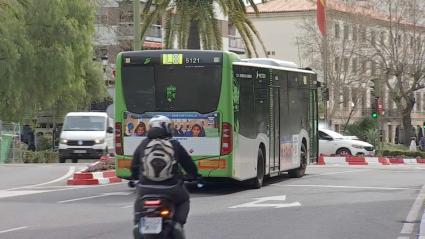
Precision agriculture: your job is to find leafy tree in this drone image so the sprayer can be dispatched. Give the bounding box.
[138,0,267,57]
[0,0,105,121]
[362,0,425,145]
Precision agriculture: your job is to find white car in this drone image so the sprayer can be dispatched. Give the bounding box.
[319,129,375,156]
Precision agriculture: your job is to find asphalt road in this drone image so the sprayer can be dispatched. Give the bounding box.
[0,163,424,239]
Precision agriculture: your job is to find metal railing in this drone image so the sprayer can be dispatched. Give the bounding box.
[118,24,162,42]
[228,35,245,52]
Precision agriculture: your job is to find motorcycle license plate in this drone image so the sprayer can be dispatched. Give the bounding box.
[140,217,162,234]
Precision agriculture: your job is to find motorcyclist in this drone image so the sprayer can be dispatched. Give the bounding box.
[131,115,199,236]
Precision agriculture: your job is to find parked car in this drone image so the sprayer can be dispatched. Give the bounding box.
[319,129,375,156]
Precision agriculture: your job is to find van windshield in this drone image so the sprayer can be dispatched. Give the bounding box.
[63,116,105,131]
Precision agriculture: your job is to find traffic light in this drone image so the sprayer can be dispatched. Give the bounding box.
[370,79,377,97]
[371,96,379,119]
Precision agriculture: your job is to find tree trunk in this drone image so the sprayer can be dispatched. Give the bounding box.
[187,20,200,49]
[401,99,415,146]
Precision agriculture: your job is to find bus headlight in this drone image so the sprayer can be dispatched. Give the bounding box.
[60,138,68,144]
[95,139,105,144]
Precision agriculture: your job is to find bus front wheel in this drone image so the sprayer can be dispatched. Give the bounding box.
[249,149,265,189]
[288,144,307,178]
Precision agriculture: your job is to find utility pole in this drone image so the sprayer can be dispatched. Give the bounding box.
[133,0,141,51]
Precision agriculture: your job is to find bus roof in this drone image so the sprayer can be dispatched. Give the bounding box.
[65,112,108,117]
[242,58,298,68]
[234,61,316,74]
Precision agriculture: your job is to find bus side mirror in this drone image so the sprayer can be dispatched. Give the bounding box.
[107,127,114,133]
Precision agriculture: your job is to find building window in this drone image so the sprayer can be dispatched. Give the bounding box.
[380,32,385,46]
[398,34,403,47]
[343,25,349,40]
[343,57,349,73]
[352,58,358,73]
[343,87,350,108]
[371,61,376,76]
[361,59,366,73]
[335,23,340,39]
[416,92,422,112]
[335,56,340,71]
[360,26,367,42]
[334,124,340,133]
[120,10,133,22]
[352,25,358,42]
[371,31,376,46]
[361,91,366,116]
[95,14,107,24]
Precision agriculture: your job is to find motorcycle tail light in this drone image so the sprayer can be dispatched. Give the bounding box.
[144,200,161,206]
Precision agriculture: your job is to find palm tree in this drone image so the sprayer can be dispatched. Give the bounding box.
[139,0,267,57]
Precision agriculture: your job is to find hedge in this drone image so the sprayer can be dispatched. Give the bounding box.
[22,150,59,163]
[376,149,425,158]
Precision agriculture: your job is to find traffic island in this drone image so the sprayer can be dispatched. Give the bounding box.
[67,155,122,185]
[317,154,425,165]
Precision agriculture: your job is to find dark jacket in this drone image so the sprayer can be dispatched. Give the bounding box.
[131,127,198,185]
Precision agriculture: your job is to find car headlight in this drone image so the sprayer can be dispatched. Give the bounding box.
[95,139,105,144]
[352,144,365,149]
[60,138,68,144]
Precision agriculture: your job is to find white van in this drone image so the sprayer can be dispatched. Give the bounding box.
[58,112,114,163]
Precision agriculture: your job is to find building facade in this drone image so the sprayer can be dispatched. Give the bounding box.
[94,0,246,75]
[247,0,425,143]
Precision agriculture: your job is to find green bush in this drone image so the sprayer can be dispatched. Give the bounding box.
[344,117,378,142]
[36,134,53,151]
[366,128,380,148]
[22,150,58,163]
[376,149,425,158]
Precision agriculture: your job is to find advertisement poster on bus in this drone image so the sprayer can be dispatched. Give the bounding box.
[123,112,220,156]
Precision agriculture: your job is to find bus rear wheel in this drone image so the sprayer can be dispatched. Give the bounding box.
[289,144,307,178]
[249,149,265,189]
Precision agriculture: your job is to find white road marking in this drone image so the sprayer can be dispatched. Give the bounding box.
[0,226,28,234]
[273,184,420,191]
[6,166,76,190]
[58,191,132,203]
[304,169,372,178]
[121,205,133,209]
[400,184,425,235]
[0,182,127,200]
[0,190,49,199]
[229,195,301,209]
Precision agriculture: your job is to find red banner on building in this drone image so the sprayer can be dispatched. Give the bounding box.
[317,0,326,35]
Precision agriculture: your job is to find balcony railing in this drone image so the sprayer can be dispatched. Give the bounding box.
[228,35,245,52]
[118,24,162,42]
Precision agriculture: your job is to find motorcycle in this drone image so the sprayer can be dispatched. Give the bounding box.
[133,177,204,239]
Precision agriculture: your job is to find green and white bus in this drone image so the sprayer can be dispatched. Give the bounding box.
[114,50,318,188]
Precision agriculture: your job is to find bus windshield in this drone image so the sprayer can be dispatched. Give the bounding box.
[122,65,222,114]
[63,116,106,131]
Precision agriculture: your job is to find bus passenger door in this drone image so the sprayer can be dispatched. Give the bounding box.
[269,78,280,174]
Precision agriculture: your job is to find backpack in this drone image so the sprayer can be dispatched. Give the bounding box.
[141,139,176,181]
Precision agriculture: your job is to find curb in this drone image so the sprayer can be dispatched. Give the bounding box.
[419,212,425,239]
[67,170,122,185]
[317,155,425,166]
